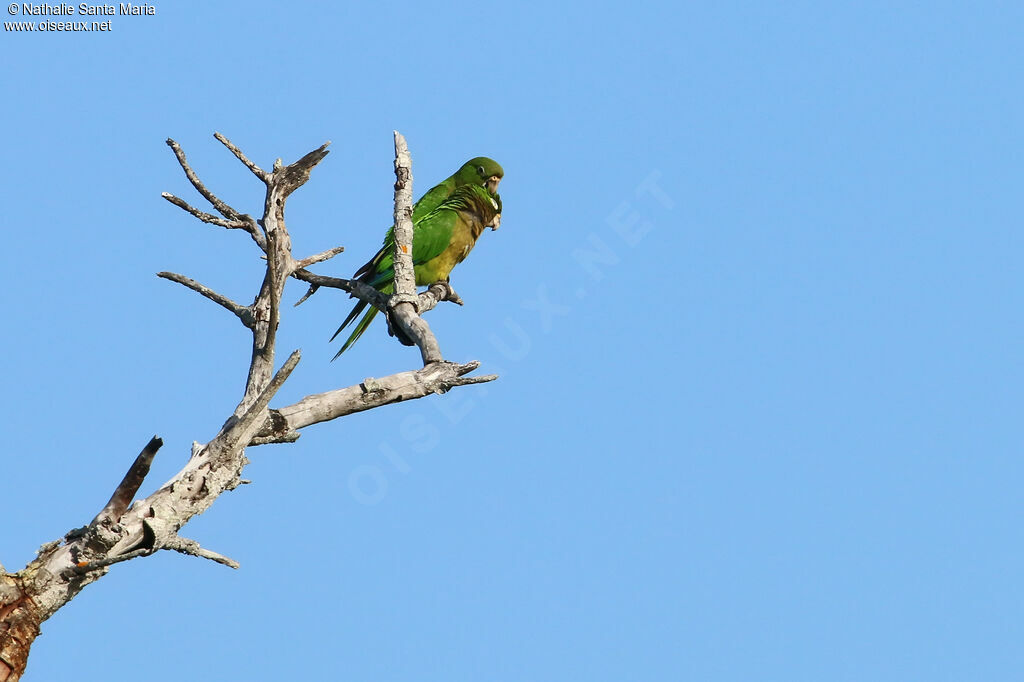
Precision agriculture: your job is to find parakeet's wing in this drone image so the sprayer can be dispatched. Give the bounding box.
[412,179,457,221]
[330,209,458,357]
[366,209,457,287]
[350,178,456,281]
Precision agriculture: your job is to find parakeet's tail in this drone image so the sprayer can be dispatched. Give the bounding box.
[331,280,394,360]
[331,305,379,361]
[331,300,367,343]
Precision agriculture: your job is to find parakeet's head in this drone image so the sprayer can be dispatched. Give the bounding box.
[455,157,504,195]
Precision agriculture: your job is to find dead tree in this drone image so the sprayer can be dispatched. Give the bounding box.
[0,131,496,681]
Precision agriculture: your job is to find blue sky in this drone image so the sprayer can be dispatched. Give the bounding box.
[2,1,1023,680]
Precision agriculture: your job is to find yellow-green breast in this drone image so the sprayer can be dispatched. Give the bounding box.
[415,210,490,284]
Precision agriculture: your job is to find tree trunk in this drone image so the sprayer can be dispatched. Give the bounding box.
[0,132,498,678]
[0,574,40,682]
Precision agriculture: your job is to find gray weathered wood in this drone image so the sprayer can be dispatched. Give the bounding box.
[385,131,444,364]
[0,133,496,681]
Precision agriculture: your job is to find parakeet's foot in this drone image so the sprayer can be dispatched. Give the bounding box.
[431,280,464,306]
[383,311,417,346]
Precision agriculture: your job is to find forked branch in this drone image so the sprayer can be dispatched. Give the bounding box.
[0,132,497,682]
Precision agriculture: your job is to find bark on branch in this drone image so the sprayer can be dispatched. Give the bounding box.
[0,132,497,681]
[383,131,444,364]
[250,360,497,445]
[157,271,255,327]
[294,132,455,364]
[93,436,163,525]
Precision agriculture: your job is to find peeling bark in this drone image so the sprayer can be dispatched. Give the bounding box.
[0,574,39,682]
[0,132,497,680]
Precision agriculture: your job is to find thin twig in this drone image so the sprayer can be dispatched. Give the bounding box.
[293,246,345,272]
[61,548,155,577]
[161,192,265,250]
[161,193,244,229]
[157,272,254,328]
[165,138,243,221]
[290,269,390,311]
[449,373,499,386]
[214,132,268,182]
[293,283,319,307]
[162,536,239,570]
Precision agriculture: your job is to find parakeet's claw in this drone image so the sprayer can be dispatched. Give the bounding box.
[489,213,501,231]
[383,310,417,346]
[431,280,464,305]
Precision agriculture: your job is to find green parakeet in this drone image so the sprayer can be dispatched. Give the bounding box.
[331,160,504,358]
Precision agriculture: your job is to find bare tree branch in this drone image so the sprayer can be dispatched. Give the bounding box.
[379,132,447,364]
[61,547,155,578]
[93,436,163,525]
[294,246,345,271]
[163,139,266,251]
[250,361,497,444]
[418,281,464,311]
[161,192,246,229]
[161,536,240,570]
[390,131,417,298]
[214,131,269,182]
[0,574,39,682]
[292,281,321,307]
[291,272,465,316]
[220,350,301,452]
[275,143,331,204]
[234,143,329,417]
[290,269,390,311]
[157,272,254,327]
[165,138,244,221]
[293,283,319,305]
[249,431,301,447]
[0,133,499,681]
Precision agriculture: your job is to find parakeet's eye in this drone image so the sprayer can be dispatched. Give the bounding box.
[477,165,485,176]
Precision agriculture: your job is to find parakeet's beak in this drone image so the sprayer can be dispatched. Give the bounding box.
[486,175,501,194]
